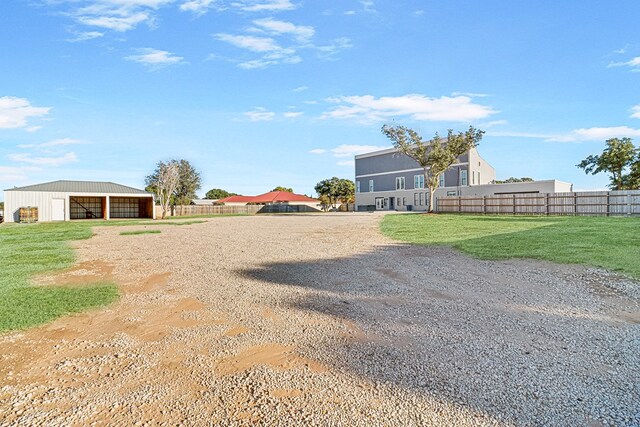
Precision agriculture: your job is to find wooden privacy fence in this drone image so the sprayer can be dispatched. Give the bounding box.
[156,204,323,217]
[156,205,262,217]
[436,190,640,216]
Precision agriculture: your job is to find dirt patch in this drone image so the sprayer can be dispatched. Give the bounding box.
[1,214,638,426]
[215,343,327,376]
[32,260,114,286]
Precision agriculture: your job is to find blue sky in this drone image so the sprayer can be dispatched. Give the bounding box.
[1,0,639,200]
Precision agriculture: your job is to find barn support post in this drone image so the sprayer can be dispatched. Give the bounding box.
[105,196,110,220]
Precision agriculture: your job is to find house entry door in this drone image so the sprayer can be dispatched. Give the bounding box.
[375,198,384,210]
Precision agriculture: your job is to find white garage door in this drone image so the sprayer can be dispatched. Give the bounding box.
[51,198,65,221]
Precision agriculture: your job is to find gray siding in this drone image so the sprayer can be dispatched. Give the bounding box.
[356,166,468,194]
[356,152,470,177]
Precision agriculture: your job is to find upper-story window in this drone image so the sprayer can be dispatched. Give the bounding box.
[414,175,424,189]
[439,174,445,187]
[460,169,468,186]
[478,172,481,184]
[396,176,405,190]
[369,179,374,192]
[356,181,361,193]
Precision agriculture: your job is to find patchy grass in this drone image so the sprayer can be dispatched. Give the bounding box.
[381,214,640,279]
[0,222,118,332]
[119,229,161,236]
[157,213,250,220]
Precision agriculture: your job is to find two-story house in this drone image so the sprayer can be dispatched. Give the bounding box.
[355,146,572,211]
[354,146,495,211]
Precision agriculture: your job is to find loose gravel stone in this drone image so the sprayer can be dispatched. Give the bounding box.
[0,213,638,426]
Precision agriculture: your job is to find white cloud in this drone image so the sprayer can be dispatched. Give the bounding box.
[125,48,185,68]
[0,97,51,130]
[180,0,218,14]
[0,166,40,183]
[292,86,308,92]
[283,111,303,118]
[252,18,314,43]
[331,144,388,157]
[315,37,353,59]
[451,91,490,98]
[337,160,355,167]
[413,10,425,16]
[67,31,105,42]
[360,0,376,13]
[77,11,151,32]
[68,0,175,32]
[607,56,640,71]
[17,138,85,149]
[631,104,640,119]
[321,94,498,123]
[215,34,280,52]
[232,0,296,11]
[216,33,303,68]
[9,152,78,167]
[309,148,326,154]
[244,107,275,121]
[486,131,553,139]
[344,10,355,15]
[546,126,640,142]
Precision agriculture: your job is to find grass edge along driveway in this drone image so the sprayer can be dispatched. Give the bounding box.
[381,214,640,280]
[0,219,205,333]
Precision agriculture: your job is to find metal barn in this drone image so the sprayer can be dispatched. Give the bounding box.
[3,180,155,223]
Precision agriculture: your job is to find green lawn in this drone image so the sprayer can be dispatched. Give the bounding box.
[0,218,205,332]
[0,222,118,332]
[381,214,640,279]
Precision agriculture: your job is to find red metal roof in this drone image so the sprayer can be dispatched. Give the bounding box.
[249,191,319,204]
[217,195,255,203]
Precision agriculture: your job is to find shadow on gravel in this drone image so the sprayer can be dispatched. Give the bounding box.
[239,244,640,426]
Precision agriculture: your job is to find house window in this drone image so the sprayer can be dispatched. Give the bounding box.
[472,170,475,185]
[414,193,419,205]
[397,197,402,207]
[414,175,424,189]
[439,174,445,187]
[402,197,406,206]
[369,179,374,192]
[478,172,481,184]
[356,181,360,193]
[460,170,468,186]
[396,176,405,190]
[419,192,424,206]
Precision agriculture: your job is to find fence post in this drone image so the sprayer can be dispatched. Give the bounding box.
[458,196,461,213]
[513,194,516,215]
[483,196,487,215]
[574,193,578,216]
[545,193,549,216]
[606,192,610,216]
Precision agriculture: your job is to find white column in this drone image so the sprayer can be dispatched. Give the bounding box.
[105,196,110,220]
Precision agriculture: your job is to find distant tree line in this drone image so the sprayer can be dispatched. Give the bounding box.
[494,177,534,184]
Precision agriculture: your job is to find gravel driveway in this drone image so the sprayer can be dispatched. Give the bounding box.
[1,213,638,426]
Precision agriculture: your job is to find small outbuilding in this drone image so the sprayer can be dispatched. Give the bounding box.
[3,180,155,223]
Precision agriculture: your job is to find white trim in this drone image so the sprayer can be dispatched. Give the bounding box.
[356,162,468,179]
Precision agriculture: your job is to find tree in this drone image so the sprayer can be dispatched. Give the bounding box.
[494,177,534,184]
[314,177,355,210]
[174,160,202,213]
[205,188,237,200]
[145,160,180,219]
[382,125,484,212]
[272,186,293,193]
[577,138,640,190]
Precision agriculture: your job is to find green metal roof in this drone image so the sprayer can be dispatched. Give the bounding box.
[5,180,151,195]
